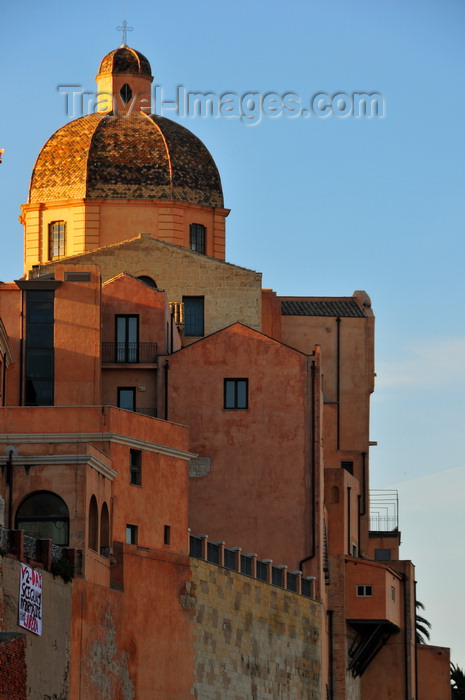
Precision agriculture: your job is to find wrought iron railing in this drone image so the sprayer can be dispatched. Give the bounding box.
[101,342,157,364]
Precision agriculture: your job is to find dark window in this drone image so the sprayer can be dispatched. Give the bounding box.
[164,525,171,546]
[88,495,98,551]
[126,524,138,545]
[189,224,206,254]
[100,502,110,556]
[115,315,139,362]
[130,449,142,485]
[49,221,66,259]
[120,83,132,105]
[341,461,354,474]
[374,548,391,561]
[356,584,373,597]
[118,387,136,412]
[16,491,69,546]
[224,378,248,409]
[183,297,204,337]
[25,290,54,406]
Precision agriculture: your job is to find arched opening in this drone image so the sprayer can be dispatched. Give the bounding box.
[15,491,69,546]
[88,495,98,551]
[137,275,157,289]
[100,502,110,557]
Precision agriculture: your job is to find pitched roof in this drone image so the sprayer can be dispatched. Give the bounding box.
[281,299,366,318]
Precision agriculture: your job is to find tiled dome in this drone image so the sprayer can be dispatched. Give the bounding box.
[97,46,152,77]
[28,112,224,208]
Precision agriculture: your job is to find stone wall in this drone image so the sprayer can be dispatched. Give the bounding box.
[190,558,321,699]
[1,555,72,700]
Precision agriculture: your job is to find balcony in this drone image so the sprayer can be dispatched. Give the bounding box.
[101,342,157,364]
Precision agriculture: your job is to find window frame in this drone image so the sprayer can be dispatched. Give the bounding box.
[130,448,142,486]
[356,584,373,597]
[118,387,136,412]
[189,223,206,254]
[183,296,204,337]
[224,378,249,410]
[48,221,66,260]
[115,314,139,363]
[126,524,138,545]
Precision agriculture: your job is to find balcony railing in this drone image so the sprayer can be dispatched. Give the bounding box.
[370,490,399,532]
[102,342,157,364]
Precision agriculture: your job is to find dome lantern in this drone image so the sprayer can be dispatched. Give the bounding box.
[95,46,153,115]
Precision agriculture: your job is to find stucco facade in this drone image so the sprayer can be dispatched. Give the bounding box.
[0,41,451,699]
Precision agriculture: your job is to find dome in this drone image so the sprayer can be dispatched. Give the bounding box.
[28,112,224,208]
[97,46,152,77]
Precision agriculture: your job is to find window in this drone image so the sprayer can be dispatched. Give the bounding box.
[25,290,54,406]
[118,387,136,412]
[391,586,396,602]
[49,221,66,259]
[224,378,248,409]
[88,495,98,551]
[100,502,110,557]
[341,461,354,474]
[183,296,204,337]
[164,525,171,546]
[115,315,139,362]
[189,223,206,254]
[374,548,391,561]
[126,524,138,545]
[120,83,132,105]
[356,585,373,597]
[130,449,142,486]
[16,491,69,546]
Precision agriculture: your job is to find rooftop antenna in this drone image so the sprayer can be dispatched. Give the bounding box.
[117,0,133,46]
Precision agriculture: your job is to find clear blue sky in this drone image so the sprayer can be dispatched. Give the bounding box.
[2,0,464,666]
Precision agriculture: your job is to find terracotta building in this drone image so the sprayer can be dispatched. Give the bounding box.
[0,44,450,698]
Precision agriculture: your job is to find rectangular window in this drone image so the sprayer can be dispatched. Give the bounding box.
[25,290,54,406]
[341,461,354,474]
[374,548,391,561]
[115,315,139,362]
[356,584,373,597]
[183,296,204,337]
[189,223,206,254]
[118,387,136,412]
[130,449,142,486]
[164,525,171,546]
[126,524,138,545]
[49,221,66,259]
[224,378,248,409]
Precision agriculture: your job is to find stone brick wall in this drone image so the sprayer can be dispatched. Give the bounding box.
[0,633,26,700]
[190,558,321,699]
[41,234,263,341]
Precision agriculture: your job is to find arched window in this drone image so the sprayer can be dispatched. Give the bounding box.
[88,495,98,552]
[189,224,206,254]
[100,502,110,557]
[15,491,69,546]
[137,275,157,289]
[49,221,66,259]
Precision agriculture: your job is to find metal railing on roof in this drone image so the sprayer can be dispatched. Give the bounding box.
[369,490,399,532]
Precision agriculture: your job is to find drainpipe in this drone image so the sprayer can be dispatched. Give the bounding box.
[336,317,341,450]
[402,573,410,700]
[164,360,169,420]
[357,494,361,555]
[360,451,367,516]
[347,486,351,555]
[7,449,14,530]
[1,353,6,406]
[328,609,334,699]
[299,357,316,572]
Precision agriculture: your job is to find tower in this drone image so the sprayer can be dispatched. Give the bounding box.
[21,47,229,275]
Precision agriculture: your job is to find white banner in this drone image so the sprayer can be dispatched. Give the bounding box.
[19,563,42,636]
